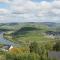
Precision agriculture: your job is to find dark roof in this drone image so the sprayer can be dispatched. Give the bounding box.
[45,31,60,35]
[2,45,11,50]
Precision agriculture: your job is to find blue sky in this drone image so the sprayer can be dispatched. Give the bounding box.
[0,0,60,23]
[0,3,9,8]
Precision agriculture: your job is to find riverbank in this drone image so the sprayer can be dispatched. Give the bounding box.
[0,32,16,46]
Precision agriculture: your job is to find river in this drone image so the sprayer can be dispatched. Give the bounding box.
[0,32,15,45]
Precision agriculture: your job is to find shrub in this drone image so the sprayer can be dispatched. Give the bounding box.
[53,41,60,51]
[5,52,40,60]
[29,41,39,53]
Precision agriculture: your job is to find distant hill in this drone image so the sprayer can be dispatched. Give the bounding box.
[40,22,56,27]
[0,22,60,32]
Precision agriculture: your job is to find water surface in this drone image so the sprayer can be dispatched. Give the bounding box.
[0,32,15,45]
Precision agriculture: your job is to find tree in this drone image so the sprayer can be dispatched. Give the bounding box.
[53,41,60,51]
[29,41,39,54]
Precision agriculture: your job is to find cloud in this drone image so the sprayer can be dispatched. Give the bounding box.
[0,0,60,23]
[52,0,60,9]
[0,0,10,3]
[11,0,38,14]
[0,9,9,14]
[9,0,60,22]
[0,16,9,23]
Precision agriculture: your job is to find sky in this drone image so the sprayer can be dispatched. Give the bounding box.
[0,0,60,23]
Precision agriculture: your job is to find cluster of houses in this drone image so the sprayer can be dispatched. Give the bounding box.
[0,45,13,51]
[45,31,60,36]
[44,31,60,39]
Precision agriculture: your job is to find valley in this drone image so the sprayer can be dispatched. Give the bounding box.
[0,22,60,60]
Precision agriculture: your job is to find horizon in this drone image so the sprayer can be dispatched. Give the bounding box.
[0,21,59,23]
[0,0,60,23]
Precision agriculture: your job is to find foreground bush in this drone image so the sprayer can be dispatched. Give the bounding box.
[4,52,56,60]
[5,52,40,60]
[53,41,60,51]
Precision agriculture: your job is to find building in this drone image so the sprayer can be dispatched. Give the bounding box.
[1,45,13,51]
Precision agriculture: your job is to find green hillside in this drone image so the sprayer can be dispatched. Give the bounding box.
[2,22,58,46]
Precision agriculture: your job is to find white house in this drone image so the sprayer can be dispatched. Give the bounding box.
[9,45,13,51]
[1,45,13,51]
